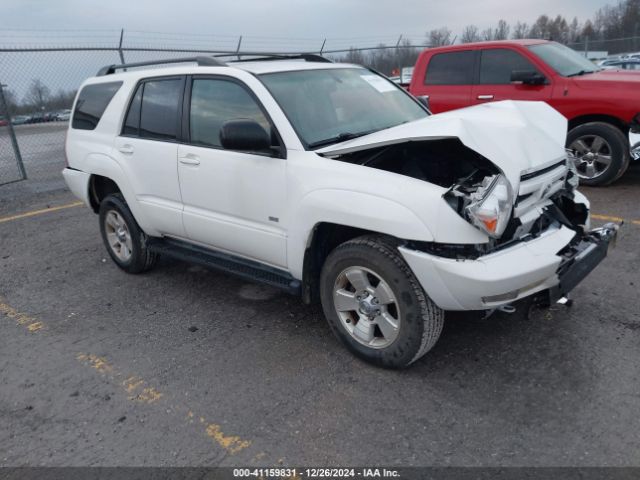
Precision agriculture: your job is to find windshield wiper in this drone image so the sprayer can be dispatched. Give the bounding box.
[567,70,596,77]
[308,130,376,149]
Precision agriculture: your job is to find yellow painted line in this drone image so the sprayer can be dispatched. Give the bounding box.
[0,297,45,333]
[592,213,640,226]
[0,201,83,224]
[76,352,251,455]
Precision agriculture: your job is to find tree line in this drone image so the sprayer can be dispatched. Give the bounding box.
[1,79,76,117]
[335,0,640,74]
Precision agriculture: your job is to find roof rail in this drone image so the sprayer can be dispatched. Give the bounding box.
[96,56,226,76]
[228,53,332,63]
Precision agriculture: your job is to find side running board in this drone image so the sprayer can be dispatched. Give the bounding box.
[147,237,301,296]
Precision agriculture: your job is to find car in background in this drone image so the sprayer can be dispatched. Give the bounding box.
[55,109,72,121]
[409,39,640,186]
[0,117,7,127]
[598,59,640,71]
[11,115,30,125]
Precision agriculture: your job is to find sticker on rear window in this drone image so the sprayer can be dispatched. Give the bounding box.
[360,74,396,93]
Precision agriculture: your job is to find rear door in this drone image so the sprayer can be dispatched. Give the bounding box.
[472,48,553,105]
[113,76,186,238]
[414,50,476,113]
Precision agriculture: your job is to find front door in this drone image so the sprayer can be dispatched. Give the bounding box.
[177,76,288,268]
[472,48,553,105]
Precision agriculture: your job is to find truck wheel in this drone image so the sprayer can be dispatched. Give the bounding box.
[320,235,444,369]
[99,194,157,274]
[567,122,630,186]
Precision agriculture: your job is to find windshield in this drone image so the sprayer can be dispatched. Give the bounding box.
[528,42,599,77]
[258,68,428,149]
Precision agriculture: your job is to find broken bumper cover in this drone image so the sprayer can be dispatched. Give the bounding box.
[399,223,618,311]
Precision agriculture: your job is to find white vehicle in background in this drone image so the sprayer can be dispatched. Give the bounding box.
[63,55,617,368]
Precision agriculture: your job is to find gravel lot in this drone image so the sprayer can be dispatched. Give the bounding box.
[0,133,639,467]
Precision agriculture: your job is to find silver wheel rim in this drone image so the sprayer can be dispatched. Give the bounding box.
[332,266,400,349]
[569,135,613,180]
[104,210,133,262]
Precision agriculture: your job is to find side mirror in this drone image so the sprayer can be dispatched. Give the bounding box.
[510,70,546,85]
[219,119,271,152]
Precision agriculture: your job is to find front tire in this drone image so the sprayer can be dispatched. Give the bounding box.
[99,194,156,274]
[567,122,630,186]
[320,235,444,369]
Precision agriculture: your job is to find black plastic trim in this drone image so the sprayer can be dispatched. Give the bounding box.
[97,56,226,76]
[520,159,566,181]
[148,237,301,295]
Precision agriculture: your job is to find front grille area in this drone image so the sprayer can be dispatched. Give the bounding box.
[514,158,568,218]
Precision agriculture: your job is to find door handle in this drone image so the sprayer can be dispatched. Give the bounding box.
[477,94,494,100]
[179,154,200,166]
[118,144,134,155]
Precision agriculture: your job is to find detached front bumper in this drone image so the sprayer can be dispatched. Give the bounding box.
[399,223,618,311]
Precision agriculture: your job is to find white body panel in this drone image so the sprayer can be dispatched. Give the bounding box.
[399,226,575,310]
[64,61,591,312]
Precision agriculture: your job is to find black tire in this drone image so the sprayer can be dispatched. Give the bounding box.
[99,193,157,274]
[566,122,630,186]
[319,235,444,369]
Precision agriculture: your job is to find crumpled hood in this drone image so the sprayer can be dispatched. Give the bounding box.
[317,100,568,189]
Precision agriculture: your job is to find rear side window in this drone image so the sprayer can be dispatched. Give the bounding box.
[139,78,183,141]
[425,51,475,85]
[479,49,540,84]
[72,81,122,130]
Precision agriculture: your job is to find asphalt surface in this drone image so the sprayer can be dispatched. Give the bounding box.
[0,164,639,467]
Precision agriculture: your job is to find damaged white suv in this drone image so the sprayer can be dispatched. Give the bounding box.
[63,55,618,368]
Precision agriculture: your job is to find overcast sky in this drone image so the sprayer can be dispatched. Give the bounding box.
[2,0,615,43]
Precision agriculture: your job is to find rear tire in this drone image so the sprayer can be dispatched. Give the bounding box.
[320,235,444,369]
[567,122,629,186]
[99,193,156,274]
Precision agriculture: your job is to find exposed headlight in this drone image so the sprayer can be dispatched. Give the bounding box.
[465,174,513,238]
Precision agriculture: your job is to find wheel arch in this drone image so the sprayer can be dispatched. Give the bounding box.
[88,174,121,213]
[301,222,383,304]
[568,114,629,136]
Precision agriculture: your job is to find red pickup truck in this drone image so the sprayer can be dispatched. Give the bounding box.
[409,40,640,186]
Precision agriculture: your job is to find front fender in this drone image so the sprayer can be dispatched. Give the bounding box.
[287,189,435,279]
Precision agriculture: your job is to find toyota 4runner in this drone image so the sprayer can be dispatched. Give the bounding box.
[63,54,618,368]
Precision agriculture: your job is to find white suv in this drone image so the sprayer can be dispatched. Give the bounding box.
[63,55,618,368]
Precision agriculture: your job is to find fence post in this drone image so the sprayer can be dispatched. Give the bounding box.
[584,35,589,57]
[395,35,403,78]
[236,35,243,60]
[319,38,326,54]
[118,28,126,64]
[0,83,27,181]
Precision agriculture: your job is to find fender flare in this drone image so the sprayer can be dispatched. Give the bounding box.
[287,189,435,279]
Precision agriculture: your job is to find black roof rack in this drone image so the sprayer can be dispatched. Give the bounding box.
[96,56,226,76]
[227,53,332,63]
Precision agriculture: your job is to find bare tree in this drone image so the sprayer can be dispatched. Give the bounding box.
[481,27,495,41]
[512,21,530,39]
[461,25,481,43]
[494,19,511,40]
[427,27,452,46]
[24,79,51,110]
[0,88,18,115]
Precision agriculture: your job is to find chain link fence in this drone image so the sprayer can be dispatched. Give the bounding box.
[1,29,639,196]
[0,30,430,196]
